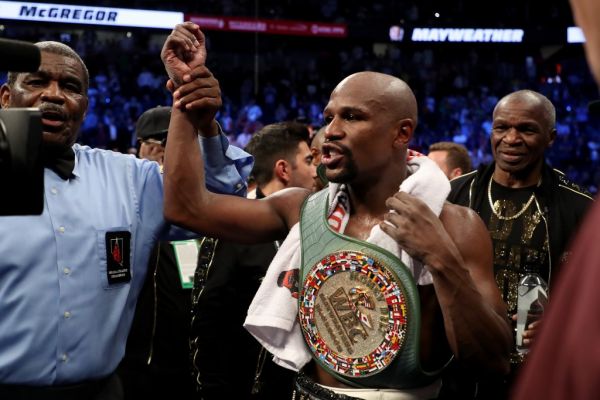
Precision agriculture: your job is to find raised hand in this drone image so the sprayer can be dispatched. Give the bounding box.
[161,22,206,87]
[172,65,222,135]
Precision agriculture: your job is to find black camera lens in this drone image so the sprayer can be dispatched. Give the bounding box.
[0,109,44,216]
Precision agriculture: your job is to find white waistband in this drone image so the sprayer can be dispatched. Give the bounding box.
[317,379,442,400]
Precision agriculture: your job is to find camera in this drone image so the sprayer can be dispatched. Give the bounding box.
[0,109,44,215]
[0,38,44,216]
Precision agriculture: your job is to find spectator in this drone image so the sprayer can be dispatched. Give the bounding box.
[428,141,472,179]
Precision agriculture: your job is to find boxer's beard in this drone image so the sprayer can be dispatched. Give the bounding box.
[327,147,358,184]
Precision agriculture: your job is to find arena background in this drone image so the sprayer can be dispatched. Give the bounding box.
[1,0,599,193]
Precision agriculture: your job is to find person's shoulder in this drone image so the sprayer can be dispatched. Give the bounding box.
[266,186,314,227]
[268,186,312,205]
[441,201,480,222]
[438,202,489,257]
[551,168,594,202]
[449,169,477,188]
[74,144,133,161]
[447,169,478,203]
[74,144,157,170]
[440,201,489,242]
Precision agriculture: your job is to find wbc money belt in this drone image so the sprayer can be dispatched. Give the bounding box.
[298,189,436,389]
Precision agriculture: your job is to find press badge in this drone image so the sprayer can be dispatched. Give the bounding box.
[171,240,199,289]
[105,231,132,285]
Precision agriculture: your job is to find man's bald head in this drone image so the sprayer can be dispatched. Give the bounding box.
[332,72,418,126]
[490,90,557,183]
[493,90,555,131]
[322,71,418,185]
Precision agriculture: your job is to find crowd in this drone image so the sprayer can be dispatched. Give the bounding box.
[3,23,598,192]
[95,0,573,31]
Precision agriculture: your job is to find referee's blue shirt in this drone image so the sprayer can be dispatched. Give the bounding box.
[0,136,251,385]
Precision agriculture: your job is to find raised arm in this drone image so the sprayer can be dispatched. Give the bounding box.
[381,193,512,374]
[161,23,308,243]
[159,22,251,197]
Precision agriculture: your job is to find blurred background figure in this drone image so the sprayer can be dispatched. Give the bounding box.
[428,141,472,179]
[512,0,600,398]
[570,0,600,84]
[136,106,169,164]
[310,125,328,191]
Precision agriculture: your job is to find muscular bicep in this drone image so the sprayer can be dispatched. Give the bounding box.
[168,186,309,244]
[443,204,507,318]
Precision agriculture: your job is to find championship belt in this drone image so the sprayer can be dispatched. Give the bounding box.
[299,189,438,389]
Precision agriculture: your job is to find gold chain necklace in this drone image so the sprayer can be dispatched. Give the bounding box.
[487,176,536,220]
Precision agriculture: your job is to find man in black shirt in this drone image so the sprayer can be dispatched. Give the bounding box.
[446,90,593,399]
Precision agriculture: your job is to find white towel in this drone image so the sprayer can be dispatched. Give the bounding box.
[244,150,450,371]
